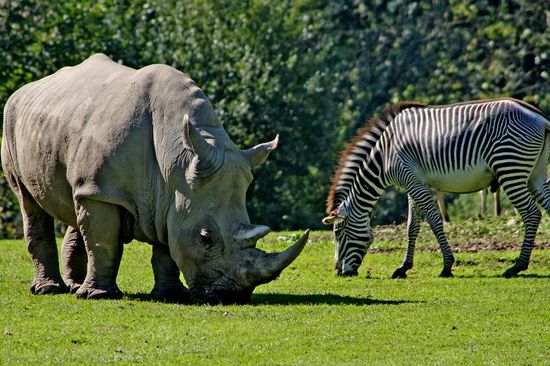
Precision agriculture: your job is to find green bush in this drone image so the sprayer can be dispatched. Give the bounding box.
[1,1,548,236]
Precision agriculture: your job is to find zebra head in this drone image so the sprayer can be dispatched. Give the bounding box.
[322,201,373,276]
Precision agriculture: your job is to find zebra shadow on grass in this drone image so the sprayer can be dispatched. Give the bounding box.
[251,293,419,306]
[455,273,550,279]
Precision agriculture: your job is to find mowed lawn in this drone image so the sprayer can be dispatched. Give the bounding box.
[0,217,548,365]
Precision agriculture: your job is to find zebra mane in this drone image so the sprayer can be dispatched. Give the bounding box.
[326,101,426,214]
[447,97,548,120]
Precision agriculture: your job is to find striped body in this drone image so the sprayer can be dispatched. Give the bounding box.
[324,98,550,277]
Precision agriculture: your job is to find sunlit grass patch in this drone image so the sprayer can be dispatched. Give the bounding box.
[0,218,548,365]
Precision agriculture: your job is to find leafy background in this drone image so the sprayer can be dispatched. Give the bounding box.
[0,0,548,236]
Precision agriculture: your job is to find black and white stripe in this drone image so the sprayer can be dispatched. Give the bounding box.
[324,98,550,277]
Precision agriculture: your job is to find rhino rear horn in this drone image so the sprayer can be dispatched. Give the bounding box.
[182,114,223,177]
[234,224,271,248]
[242,134,279,168]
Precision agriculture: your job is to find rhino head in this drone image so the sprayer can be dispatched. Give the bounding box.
[166,115,309,304]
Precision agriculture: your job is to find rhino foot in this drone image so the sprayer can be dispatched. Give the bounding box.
[75,285,123,300]
[30,278,69,295]
[63,279,82,294]
[151,284,192,304]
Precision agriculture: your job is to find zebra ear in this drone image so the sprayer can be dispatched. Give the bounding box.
[322,204,348,225]
[322,213,341,225]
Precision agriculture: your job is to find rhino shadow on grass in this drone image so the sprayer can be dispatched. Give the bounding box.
[124,292,419,306]
[253,293,419,305]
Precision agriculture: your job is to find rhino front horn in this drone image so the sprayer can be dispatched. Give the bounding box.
[253,229,310,285]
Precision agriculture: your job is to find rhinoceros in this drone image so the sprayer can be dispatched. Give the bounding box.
[1,53,309,304]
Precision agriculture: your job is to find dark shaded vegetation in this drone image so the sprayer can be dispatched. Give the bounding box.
[1,0,548,235]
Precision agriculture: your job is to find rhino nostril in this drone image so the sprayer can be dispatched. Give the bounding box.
[199,229,213,245]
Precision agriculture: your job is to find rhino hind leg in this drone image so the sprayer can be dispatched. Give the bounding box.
[150,243,191,303]
[61,226,87,293]
[15,181,68,295]
[74,199,124,300]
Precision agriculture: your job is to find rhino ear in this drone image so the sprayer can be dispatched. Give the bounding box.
[182,114,223,177]
[242,134,279,168]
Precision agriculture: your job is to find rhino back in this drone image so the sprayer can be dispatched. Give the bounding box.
[2,54,218,243]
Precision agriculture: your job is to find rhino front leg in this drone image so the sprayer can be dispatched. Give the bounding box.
[150,243,191,303]
[74,200,123,300]
[61,226,87,293]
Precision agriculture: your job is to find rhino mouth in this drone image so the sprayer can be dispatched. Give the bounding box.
[185,229,310,305]
[191,287,254,305]
[190,280,253,305]
[187,269,252,305]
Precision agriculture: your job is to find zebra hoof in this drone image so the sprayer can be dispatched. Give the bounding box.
[439,269,453,278]
[335,268,358,277]
[391,268,408,279]
[503,265,526,278]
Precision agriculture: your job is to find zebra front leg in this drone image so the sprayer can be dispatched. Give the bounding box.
[407,184,454,277]
[392,195,421,279]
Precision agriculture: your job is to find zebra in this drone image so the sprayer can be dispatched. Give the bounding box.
[322,98,550,278]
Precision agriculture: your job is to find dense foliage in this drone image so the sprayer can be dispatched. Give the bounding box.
[1,0,548,236]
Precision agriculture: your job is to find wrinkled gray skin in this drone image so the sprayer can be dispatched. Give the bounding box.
[1,54,309,304]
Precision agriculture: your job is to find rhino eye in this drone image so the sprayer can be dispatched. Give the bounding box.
[200,229,213,245]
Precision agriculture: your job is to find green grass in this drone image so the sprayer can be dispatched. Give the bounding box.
[1,217,549,365]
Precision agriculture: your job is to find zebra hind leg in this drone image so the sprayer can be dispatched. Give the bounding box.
[500,183,542,278]
[508,178,550,277]
[393,195,421,279]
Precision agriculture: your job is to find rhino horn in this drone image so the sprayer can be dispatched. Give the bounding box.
[242,134,279,168]
[234,224,271,248]
[182,114,223,176]
[252,229,309,285]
